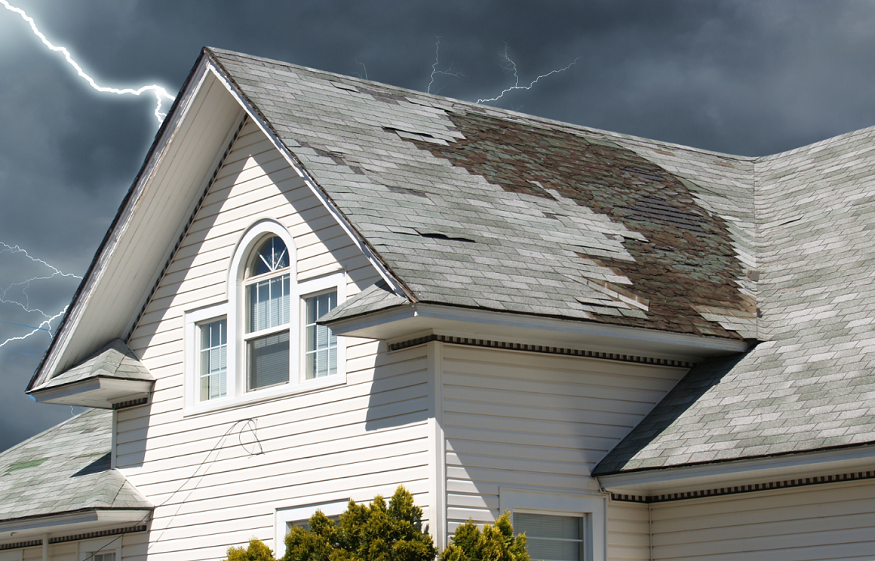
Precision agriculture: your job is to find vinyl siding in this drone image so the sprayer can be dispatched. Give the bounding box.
[440,344,688,532]
[650,479,875,560]
[120,120,431,561]
[608,500,650,561]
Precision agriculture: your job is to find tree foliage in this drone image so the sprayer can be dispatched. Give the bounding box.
[227,538,276,561]
[224,489,530,561]
[284,486,436,561]
[439,512,529,561]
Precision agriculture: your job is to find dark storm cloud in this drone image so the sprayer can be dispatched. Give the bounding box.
[2,0,875,450]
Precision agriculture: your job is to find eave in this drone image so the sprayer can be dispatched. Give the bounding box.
[596,442,875,498]
[327,302,750,363]
[29,376,153,409]
[0,508,152,545]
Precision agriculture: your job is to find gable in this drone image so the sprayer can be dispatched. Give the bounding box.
[127,119,381,368]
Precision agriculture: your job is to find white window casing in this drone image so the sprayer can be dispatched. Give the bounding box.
[275,499,349,559]
[499,488,606,561]
[78,536,122,561]
[184,219,346,415]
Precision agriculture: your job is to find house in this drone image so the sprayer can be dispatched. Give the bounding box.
[1,46,874,561]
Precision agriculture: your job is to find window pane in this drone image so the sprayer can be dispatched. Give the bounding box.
[304,291,338,379]
[199,319,227,401]
[247,273,290,332]
[514,513,582,561]
[248,330,290,389]
[251,236,289,276]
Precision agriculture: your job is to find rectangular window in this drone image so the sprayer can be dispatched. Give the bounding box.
[248,330,290,389]
[514,513,584,561]
[199,318,227,401]
[304,291,337,379]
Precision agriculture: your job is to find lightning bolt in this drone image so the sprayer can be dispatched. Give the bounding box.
[0,0,175,121]
[0,242,80,350]
[427,36,463,94]
[477,44,578,104]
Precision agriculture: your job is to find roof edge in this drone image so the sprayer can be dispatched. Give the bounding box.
[27,49,213,393]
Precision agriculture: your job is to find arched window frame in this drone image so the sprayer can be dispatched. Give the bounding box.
[185,219,347,415]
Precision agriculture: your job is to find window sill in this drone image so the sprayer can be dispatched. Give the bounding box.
[183,373,347,418]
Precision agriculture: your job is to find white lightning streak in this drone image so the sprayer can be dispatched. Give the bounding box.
[0,0,175,121]
[427,36,463,94]
[477,44,578,104]
[0,242,80,350]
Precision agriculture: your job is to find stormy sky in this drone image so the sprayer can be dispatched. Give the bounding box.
[2,0,875,451]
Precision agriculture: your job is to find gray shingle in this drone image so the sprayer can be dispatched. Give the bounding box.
[0,409,152,522]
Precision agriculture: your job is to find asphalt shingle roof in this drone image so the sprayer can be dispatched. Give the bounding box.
[35,339,153,392]
[205,48,875,470]
[0,409,151,522]
[595,126,875,474]
[208,48,756,340]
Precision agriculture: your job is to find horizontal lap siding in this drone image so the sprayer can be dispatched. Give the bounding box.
[608,501,650,561]
[122,122,431,561]
[650,479,875,560]
[441,344,686,534]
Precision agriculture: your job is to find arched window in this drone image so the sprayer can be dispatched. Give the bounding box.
[244,236,291,390]
[184,219,348,413]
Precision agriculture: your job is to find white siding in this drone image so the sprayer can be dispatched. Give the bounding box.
[441,344,687,531]
[650,479,875,560]
[120,121,431,560]
[608,501,650,561]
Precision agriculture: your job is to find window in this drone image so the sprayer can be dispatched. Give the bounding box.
[500,488,606,561]
[514,513,584,561]
[244,236,291,390]
[276,499,348,559]
[184,220,347,414]
[78,536,121,561]
[199,318,227,401]
[304,291,338,378]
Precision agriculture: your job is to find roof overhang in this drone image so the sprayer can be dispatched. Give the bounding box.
[29,376,153,409]
[0,508,152,545]
[596,443,875,497]
[327,302,749,362]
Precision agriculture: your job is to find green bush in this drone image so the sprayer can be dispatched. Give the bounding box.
[225,488,530,561]
[439,512,529,561]
[227,538,276,561]
[284,486,435,561]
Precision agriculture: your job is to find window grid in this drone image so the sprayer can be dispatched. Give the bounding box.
[304,291,338,379]
[199,318,227,401]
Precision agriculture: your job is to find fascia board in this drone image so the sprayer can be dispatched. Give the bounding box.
[328,302,749,360]
[0,508,151,535]
[30,377,154,407]
[203,52,410,301]
[596,443,875,496]
[29,53,216,392]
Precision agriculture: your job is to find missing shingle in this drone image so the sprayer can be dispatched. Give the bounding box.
[331,81,358,92]
[383,127,448,145]
[395,228,477,243]
[418,232,476,243]
[387,185,428,197]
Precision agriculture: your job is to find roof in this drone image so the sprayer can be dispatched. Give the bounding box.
[0,409,151,523]
[209,47,756,341]
[33,339,153,392]
[24,47,875,473]
[596,125,875,474]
